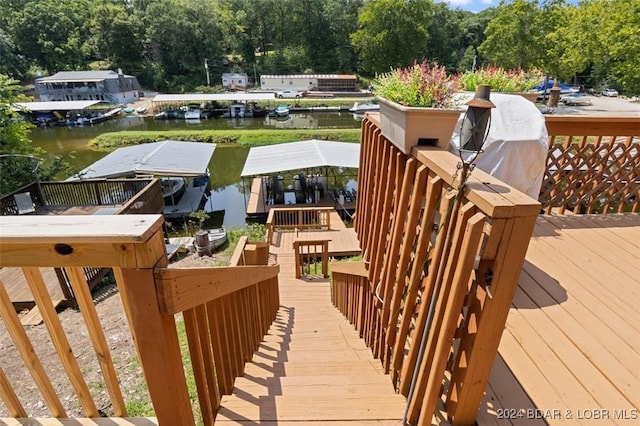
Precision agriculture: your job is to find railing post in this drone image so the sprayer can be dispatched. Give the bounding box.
[115,227,196,426]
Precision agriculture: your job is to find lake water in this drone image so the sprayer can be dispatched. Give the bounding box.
[31,113,363,228]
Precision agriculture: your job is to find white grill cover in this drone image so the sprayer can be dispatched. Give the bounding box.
[449,93,548,199]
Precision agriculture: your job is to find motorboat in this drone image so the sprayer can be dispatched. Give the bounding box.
[349,101,380,114]
[274,105,290,117]
[161,177,186,206]
[184,109,202,120]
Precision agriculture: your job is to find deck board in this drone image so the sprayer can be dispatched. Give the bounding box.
[499,214,640,424]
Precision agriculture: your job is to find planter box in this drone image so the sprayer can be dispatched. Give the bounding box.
[377,97,462,154]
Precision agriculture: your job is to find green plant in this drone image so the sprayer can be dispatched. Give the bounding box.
[458,66,543,93]
[372,61,460,108]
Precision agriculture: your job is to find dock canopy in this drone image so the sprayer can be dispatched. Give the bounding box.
[74,140,216,179]
[241,139,360,177]
[14,100,102,111]
[153,93,275,103]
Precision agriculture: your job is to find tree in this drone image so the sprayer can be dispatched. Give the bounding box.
[0,74,41,195]
[90,2,146,76]
[351,0,435,75]
[140,0,226,91]
[479,0,542,69]
[575,0,640,94]
[0,74,71,195]
[9,0,92,74]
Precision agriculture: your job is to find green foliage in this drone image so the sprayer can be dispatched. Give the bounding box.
[458,66,543,92]
[0,74,74,195]
[351,0,434,74]
[372,61,460,108]
[89,129,362,149]
[479,0,541,70]
[188,210,210,228]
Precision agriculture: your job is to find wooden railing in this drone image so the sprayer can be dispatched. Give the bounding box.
[0,215,279,425]
[332,116,540,425]
[293,239,330,278]
[265,206,332,243]
[541,116,639,214]
[0,178,162,216]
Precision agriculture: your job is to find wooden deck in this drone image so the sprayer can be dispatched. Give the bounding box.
[498,214,640,424]
[0,267,67,325]
[269,211,361,258]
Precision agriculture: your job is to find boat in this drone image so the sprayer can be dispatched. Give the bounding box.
[184,109,201,120]
[349,101,380,114]
[123,107,135,114]
[206,227,227,251]
[161,177,186,206]
[135,106,148,114]
[274,105,290,117]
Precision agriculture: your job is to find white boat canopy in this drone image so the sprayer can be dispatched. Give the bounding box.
[73,140,216,179]
[153,93,275,103]
[14,100,102,111]
[241,139,360,177]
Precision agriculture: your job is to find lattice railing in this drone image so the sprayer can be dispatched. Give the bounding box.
[540,116,639,214]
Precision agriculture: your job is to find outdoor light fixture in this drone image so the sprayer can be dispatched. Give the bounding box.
[459,84,496,155]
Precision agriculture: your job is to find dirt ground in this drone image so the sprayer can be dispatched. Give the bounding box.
[0,251,228,418]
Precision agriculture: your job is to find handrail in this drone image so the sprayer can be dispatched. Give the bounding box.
[0,214,280,425]
[334,115,540,425]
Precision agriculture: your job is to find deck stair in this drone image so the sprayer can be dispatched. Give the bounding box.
[215,255,407,424]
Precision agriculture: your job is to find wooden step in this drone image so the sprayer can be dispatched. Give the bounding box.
[231,374,398,397]
[217,394,406,422]
[241,360,385,378]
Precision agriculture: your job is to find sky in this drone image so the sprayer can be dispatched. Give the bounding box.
[436,0,581,13]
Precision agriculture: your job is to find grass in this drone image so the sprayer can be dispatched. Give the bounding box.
[89,128,362,149]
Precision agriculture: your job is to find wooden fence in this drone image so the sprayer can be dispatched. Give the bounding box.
[265,206,332,243]
[0,215,279,425]
[333,115,540,425]
[540,116,639,214]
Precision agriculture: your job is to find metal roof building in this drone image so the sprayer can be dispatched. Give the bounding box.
[241,139,360,177]
[153,93,275,103]
[73,141,216,179]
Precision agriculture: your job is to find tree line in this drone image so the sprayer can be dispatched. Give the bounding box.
[0,0,638,94]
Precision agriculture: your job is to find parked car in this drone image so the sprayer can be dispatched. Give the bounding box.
[601,88,619,97]
[562,93,593,106]
[276,90,304,99]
